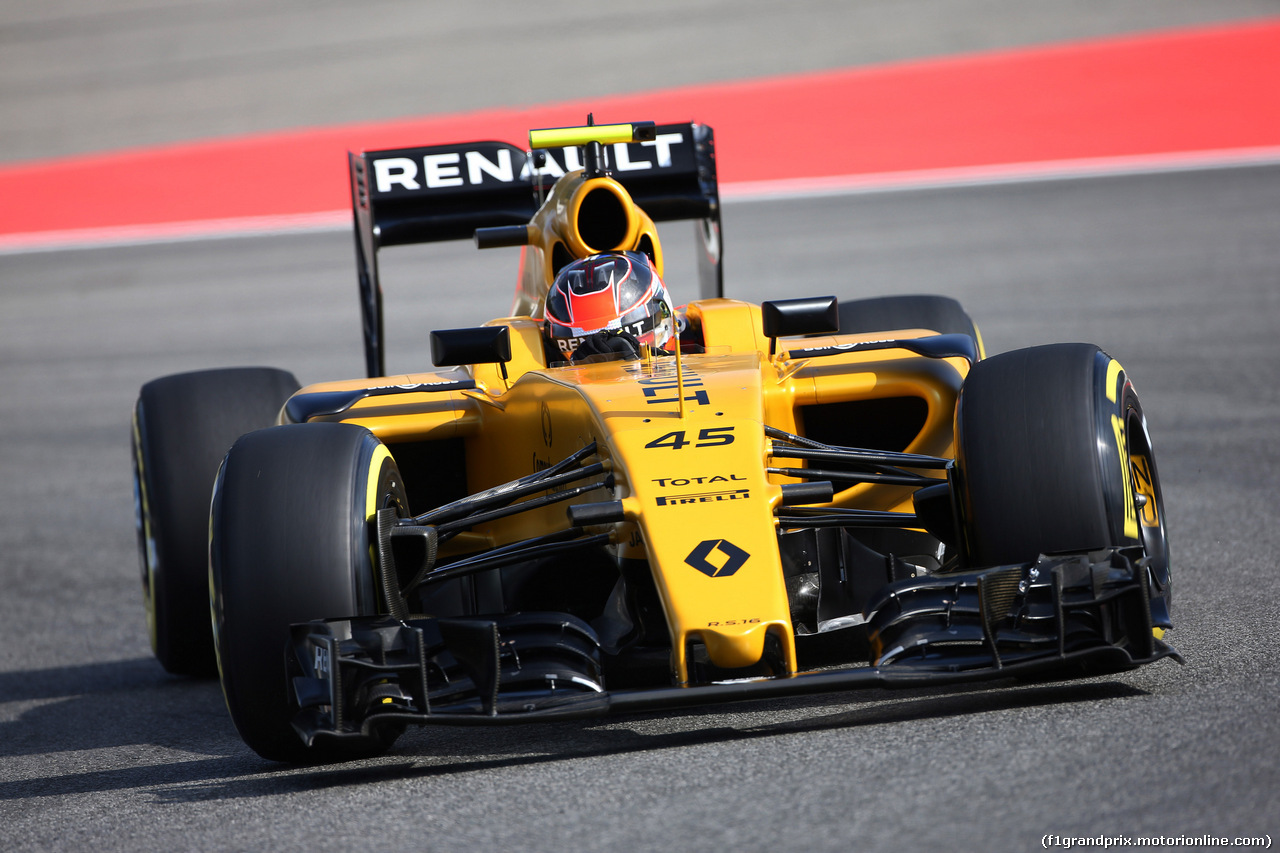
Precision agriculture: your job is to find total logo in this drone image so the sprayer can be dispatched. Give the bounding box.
[653,474,749,507]
[652,474,745,487]
[685,539,750,578]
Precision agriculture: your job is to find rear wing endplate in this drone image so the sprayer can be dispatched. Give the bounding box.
[349,122,721,377]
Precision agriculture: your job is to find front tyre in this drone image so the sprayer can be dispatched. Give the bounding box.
[954,343,1170,626]
[131,367,299,675]
[210,423,408,762]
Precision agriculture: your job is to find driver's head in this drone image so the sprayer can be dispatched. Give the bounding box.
[543,251,673,360]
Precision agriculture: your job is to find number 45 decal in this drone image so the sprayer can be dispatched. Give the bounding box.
[645,427,735,450]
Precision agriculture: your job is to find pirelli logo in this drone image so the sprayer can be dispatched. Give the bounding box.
[656,489,749,506]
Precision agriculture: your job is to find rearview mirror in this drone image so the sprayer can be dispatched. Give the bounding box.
[761,296,839,354]
[430,326,512,367]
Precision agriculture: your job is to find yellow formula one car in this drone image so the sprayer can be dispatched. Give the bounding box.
[131,119,1177,763]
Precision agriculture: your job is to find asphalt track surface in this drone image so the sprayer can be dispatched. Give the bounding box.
[4,162,1280,852]
[4,4,1280,852]
[4,0,1277,164]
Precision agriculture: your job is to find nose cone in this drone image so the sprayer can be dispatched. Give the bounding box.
[696,621,781,670]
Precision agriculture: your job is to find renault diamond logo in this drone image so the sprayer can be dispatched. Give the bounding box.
[685,539,750,578]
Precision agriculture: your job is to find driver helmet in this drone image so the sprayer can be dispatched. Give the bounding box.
[544,251,674,360]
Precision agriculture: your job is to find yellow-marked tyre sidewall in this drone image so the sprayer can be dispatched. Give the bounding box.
[210,423,405,762]
[957,344,1131,566]
[956,344,1171,627]
[1096,357,1143,549]
[1098,357,1171,626]
[359,443,409,616]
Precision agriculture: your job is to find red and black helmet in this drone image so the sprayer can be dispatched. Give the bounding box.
[544,251,673,360]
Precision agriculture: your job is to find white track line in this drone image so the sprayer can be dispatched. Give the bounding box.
[722,145,1280,201]
[0,210,350,256]
[4,146,1280,255]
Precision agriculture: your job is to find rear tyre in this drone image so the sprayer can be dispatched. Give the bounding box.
[210,422,408,762]
[131,367,299,676]
[837,294,984,358]
[954,343,1170,624]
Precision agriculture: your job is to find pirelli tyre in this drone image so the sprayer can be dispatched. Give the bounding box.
[954,343,1171,628]
[209,422,409,762]
[131,366,300,676]
[837,294,985,359]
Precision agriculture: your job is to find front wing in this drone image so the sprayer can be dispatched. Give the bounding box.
[287,548,1179,749]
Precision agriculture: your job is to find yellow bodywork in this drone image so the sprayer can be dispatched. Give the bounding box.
[289,311,967,683]
[288,135,971,684]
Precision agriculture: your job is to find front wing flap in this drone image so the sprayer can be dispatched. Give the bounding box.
[286,548,1179,748]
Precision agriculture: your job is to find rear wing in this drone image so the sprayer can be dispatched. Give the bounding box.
[349,122,721,378]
